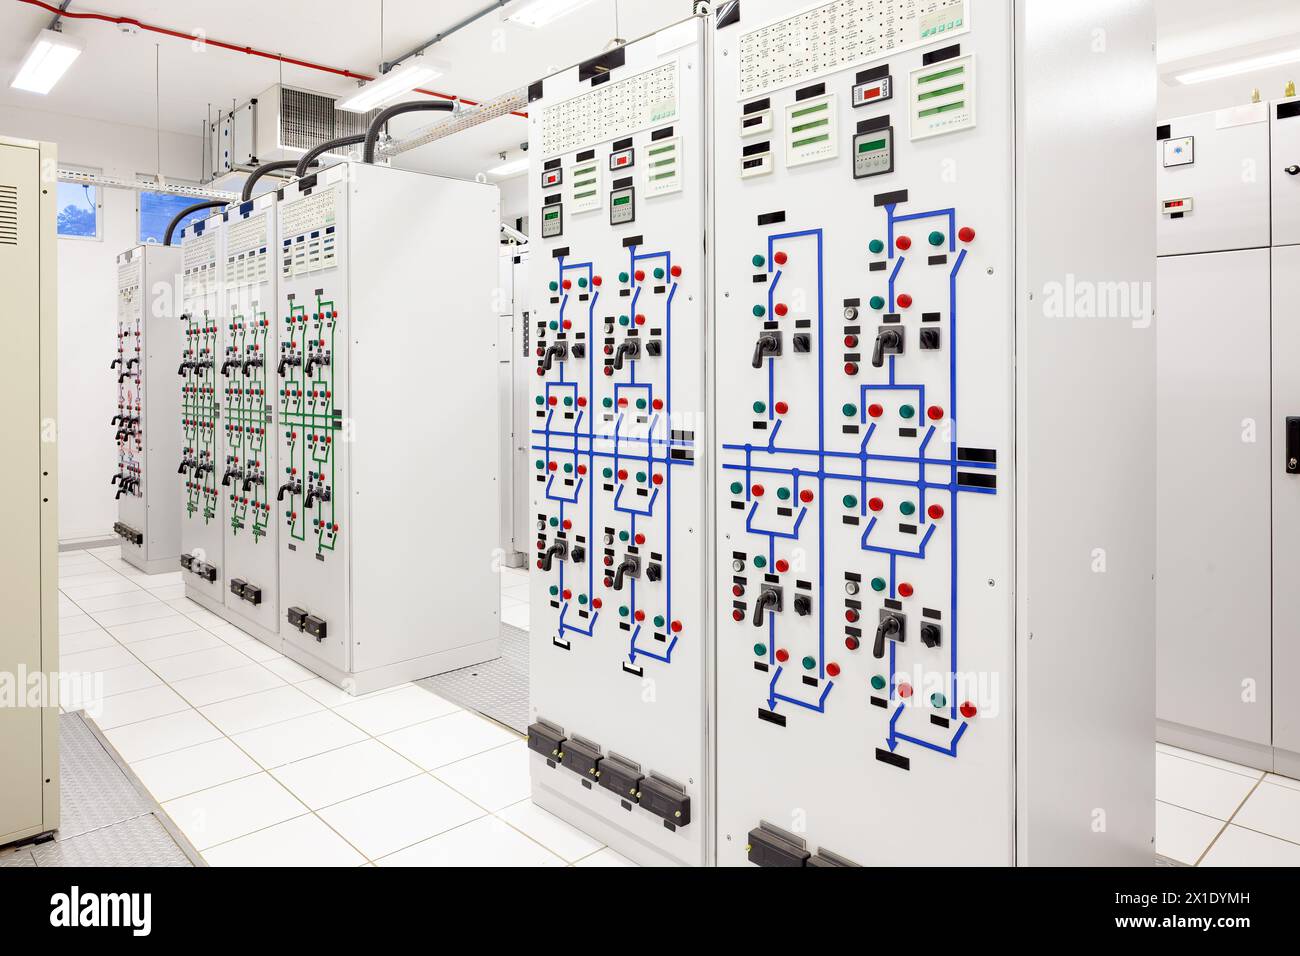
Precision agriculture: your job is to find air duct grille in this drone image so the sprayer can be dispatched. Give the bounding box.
[0,185,18,246]
[279,87,382,156]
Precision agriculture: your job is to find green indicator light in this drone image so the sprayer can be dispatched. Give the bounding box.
[843,495,858,508]
[619,272,630,283]
[869,239,885,254]
[603,398,613,408]
[549,517,559,527]
[636,398,647,410]
[549,320,558,331]
[753,401,767,414]
[931,693,947,709]
[754,556,767,569]
[636,472,647,483]
[619,606,629,618]
[842,403,857,417]
[549,586,559,596]
[730,482,744,495]
[579,594,588,605]
[549,281,559,292]
[802,656,817,671]
[603,467,613,479]
[654,615,665,628]
[563,397,573,407]
[870,295,886,310]
[754,644,767,657]
[563,464,573,474]
[578,277,588,288]
[654,268,665,280]
[871,577,887,592]
[535,396,544,406]
[900,501,916,516]
[753,305,766,318]
[929,230,946,246]
[535,460,544,470]
[871,675,887,691]
[752,254,766,268]
[619,531,630,542]
[900,404,916,420]
[777,488,791,501]
[619,315,630,327]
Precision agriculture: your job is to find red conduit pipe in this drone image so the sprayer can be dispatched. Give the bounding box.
[15,0,528,117]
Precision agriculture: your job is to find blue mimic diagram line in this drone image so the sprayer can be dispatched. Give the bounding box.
[725,206,993,761]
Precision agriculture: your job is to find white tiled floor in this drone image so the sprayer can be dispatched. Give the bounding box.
[56,546,609,867]
[60,547,1300,867]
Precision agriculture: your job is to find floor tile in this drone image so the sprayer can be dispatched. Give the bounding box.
[59,627,117,653]
[202,814,365,867]
[379,711,519,770]
[334,685,460,735]
[1232,781,1300,845]
[169,664,286,707]
[1155,801,1223,865]
[146,584,188,601]
[58,595,82,617]
[60,644,139,674]
[141,571,185,590]
[84,663,163,700]
[317,775,484,860]
[230,639,284,663]
[260,655,317,683]
[162,773,307,851]
[1200,825,1300,866]
[1156,743,1264,779]
[150,645,259,683]
[231,710,368,769]
[297,677,406,708]
[103,709,224,762]
[63,579,143,601]
[205,623,258,645]
[89,685,191,730]
[377,815,564,867]
[1155,751,1260,820]
[92,603,182,628]
[1264,773,1300,793]
[198,685,323,736]
[432,740,530,811]
[73,589,164,613]
[501,603,530,630]
[574,847,637,867]
[128,629,225,661]
[165,600,226,628]
[496,799,604,863]
[108,615,207,644]
[130,737,261,802]
[271,740,421,810]
[58,571,132,588]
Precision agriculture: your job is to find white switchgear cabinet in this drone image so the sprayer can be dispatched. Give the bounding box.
[273,161,502,694]
[712,0,1155,865]
[1157,98,1300,777]
[499,245,532,569]
[525,17,712,867]
[0,136,59,847]
[114,244,183,572]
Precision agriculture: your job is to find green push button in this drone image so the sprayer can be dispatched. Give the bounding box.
[871,675,887,691]
[929,231,946,246]
[603,398,613,408]
[802,656,816,671]
[549,320,558,331]
[563,464,573,474]
[549,585,559,596]
[619,272,630,283]
[931,693,947,708]
[900,404,916,420]
[777,488,791,501]
[619,531,630,542]
[619,315,630,327]
[871,577,887,592]
[578,277,588,288]
[753,305,766,318]
[869,239,885,255]
[654,615,665,628]
[535,460,544,470]
[636,472,647,483]
[753,401,767,414]
[535,396,544,406]
[900,501,916,516]
[754,644,767,657]
[754,556,767,569]
[842,403,857,417]
[636,398,647,410]
[619,606,629,618]
[843,495,858,508]
[870,295,886,311]
[603,467,613,479]
[579,594,588,605]
[549,517,559,527]
[549,281,559,292]
[730,482,744,495]
[752,254,766,268]
[654,268,665,280]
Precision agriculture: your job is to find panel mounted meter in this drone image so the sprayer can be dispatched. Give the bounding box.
[853,116,895,179]
[853,67,893,108]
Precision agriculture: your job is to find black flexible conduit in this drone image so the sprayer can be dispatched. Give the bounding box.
[363,100,455,163]
[163,200,228,246]
[296,134,367,177]
[242,159,318,202]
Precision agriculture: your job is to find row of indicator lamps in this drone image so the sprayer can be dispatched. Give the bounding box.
[726,481,815,504]
[840,402,945,421]
[869,226,976,256]
[750,644,843,678]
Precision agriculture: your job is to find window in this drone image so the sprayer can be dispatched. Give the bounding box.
[138,189,212,245]
[55,179,99,239]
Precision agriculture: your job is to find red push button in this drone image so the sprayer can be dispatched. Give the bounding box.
[958,226,976,243]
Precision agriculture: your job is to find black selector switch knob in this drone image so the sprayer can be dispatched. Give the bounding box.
[645,340,662,357]
[644,562,662,582]
[792,334,811,354]
[920,328,942,350]
[540,540,569,572]
[752,586,782,626]
[613,340,641,371]
[874,614,904,659]
[571,343,586,359]
[570,545,586,564]
[612,555,640,590]
[542,342,569,372]
[921,623,942,648]
[752,332,782,369]
[872,328,903,368]
[793,594,813,616]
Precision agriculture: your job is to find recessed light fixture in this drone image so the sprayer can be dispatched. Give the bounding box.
[506,0,602,29]
[1173,47,1300,85]
[338,60,445,112]
[10,28,84,95]
[487,157,530,179]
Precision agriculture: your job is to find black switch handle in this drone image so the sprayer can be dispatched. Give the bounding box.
[753,588,780,626]
[1287,417,1300,475]
[872,329,901,369]
[752,334,779,370]
[873,615,902,659]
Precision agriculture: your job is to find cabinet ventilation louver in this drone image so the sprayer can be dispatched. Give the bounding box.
[279,88,382,155]
[0,185,18,246]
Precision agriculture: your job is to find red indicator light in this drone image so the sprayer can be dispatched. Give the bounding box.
[960,701,978,718]
[774,303,789,317]
[652,473,663,486]
[775,649,789,663]
[774,401,789,415]
[617,469,629,480]
[928,504,945,520]
[732,609,744,622]
[670,621,682,633]
[635,270,646,282]
[733,585,744,597]
[652,398,664,410]
[826,662,841,678]
[635,533,646,545]
[562,519,572,530]
[896,236,912,251]
[845,636,860,651]
[844,335,858,348]
[897,293,913,309]
[670,265,682,278]
[562,589,572,600]
[928,406,944,421]
[799,490,814,504]
[592,276,603,286]
[774,251,788,266]
[898,683,914,699]
[868,403,883,418]
[898,583,914,598]
[592,598,603,609]
[751,484,765,497]
[775,559,789,573]
[634,610,645,622]
[562,279,572,290]
[868,498,884,512]
[845,609,859,623]
[844,362,859,376]
[958,226,976,242]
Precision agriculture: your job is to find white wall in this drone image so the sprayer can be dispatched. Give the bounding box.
[0,104,203,542]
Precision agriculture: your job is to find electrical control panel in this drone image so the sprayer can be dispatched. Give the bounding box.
[219,194,280,642]
[274,161,501,694]
[1272,99,1300,247]
[525,18,710,867]
[177,217,226,606]
[114,245,183,572]
[713,0,1156,866]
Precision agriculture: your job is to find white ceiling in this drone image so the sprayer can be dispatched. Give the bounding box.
[0,0,690,178]
[4,0,1299,179]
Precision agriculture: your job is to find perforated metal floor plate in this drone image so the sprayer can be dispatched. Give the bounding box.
[417,624,529,734]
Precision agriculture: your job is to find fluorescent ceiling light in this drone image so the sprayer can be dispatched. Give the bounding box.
[487,157,530,178]
[506,0,602,29]
[10,28,83,95]
[1173,46,1300,85]
[338,60,444,112]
